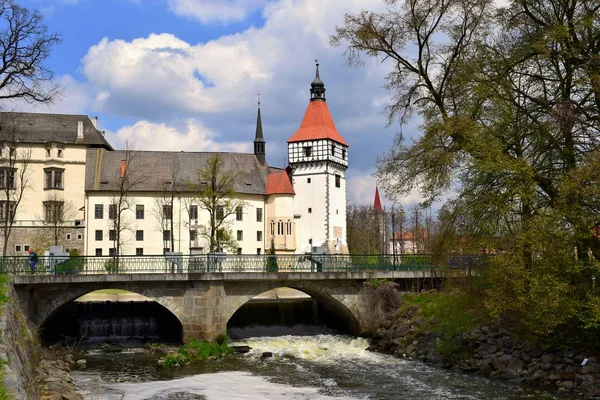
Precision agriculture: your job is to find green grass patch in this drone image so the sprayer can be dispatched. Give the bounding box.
[89,289,133,295]
[162,337,234,368]
[402,291,480,337]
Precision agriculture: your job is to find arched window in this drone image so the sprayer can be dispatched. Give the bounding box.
[286,220,292,235]
[277,220,284,235]
[270,221,275,236]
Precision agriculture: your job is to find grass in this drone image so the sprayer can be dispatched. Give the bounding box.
[402,291,480,336]
[401,291,483,361]
[162,337,234,368]
[89,289,132,295]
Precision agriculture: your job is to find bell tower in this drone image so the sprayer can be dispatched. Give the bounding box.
[287,61,349,254]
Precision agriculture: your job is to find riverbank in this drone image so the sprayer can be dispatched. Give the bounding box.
[368,290,600,399]
[0,278,82,400]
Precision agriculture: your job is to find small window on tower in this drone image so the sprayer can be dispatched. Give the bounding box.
[308,208,312,214]
[303,146,312,157]
[307,178,311,183]
[335,174,341,188]
[331,144,335,156]
[342,149,346,160]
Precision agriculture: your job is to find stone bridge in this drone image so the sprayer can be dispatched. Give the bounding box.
[11,270,436,341]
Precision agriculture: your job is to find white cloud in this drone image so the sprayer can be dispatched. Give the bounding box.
[111,119,251,152]
[167,0,269,24]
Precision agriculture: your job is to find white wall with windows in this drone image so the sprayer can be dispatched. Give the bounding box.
[84,192,267,256]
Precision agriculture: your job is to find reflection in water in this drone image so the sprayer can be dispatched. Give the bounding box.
[74,325,574,400]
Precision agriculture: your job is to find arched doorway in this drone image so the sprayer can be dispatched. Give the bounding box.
[40,289,183,346]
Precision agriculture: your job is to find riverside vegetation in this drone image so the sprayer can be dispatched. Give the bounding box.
[333,0,600,396]
[365,279,600,398]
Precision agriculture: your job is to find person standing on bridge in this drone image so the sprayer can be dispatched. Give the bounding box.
[28,249,38,274]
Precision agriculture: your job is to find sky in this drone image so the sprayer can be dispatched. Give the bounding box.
[12,0,425,207]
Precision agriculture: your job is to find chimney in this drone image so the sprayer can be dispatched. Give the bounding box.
[77,120,84,139]
[120,160,126,177]
[92,116,98,129]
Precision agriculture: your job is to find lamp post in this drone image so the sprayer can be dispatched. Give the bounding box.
[391,202,404,265]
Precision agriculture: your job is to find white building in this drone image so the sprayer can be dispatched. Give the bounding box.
[1,64,349,256]
[0,113,112,255]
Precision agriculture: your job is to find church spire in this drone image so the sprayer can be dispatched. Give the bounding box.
[254,94,265,165]
[310,59,326,101]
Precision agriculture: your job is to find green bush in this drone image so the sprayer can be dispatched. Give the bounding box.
[55,258,84,274]
[162,338,233,368]
[104,259,117,273]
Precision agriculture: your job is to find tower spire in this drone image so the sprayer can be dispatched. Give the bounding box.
[310,59,326,101]
[254,93,265,164]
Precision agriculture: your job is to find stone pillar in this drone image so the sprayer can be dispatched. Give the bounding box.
[181,281,229,342]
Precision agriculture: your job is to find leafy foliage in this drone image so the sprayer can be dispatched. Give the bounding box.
[334,0,600,349]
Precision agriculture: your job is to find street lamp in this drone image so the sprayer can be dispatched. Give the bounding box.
[391,202,405,265]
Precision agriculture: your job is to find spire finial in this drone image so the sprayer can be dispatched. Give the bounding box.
[310,59,326,101]
[257,92,261,109]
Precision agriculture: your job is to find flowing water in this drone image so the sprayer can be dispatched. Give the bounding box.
[72,325,575,400]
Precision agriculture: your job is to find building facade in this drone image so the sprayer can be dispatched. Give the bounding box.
[1,64,349,256]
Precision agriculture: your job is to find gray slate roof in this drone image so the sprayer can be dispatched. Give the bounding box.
[85,149,270,195]
[0,112,113,149]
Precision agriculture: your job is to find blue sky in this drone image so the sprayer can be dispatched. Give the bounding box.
[13,0,424,206]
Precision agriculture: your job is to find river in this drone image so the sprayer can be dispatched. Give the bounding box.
[72,325,574,400]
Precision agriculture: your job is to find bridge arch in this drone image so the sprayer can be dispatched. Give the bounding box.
[35,283,186,344]
[36,284,185,327]
[223,281,363,335]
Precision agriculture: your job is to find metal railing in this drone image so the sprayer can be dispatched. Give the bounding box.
[0,254,438,275]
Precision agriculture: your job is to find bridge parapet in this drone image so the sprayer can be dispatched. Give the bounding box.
[1,254,437,276]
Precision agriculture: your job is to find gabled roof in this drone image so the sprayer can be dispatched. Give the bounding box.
[287,100,348,146]
[266,168,295,195]
[85,149,269,195]
[0,112,113,149]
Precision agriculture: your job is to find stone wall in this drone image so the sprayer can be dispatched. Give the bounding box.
[0,282,39,399]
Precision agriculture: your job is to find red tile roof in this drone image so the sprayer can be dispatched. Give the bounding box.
[287,100,349,146]
[266,170,295,195]
[373,187,382,212]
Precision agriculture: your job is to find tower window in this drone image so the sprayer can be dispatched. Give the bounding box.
[342,149,346,160]
[308,208,312,214]
[303,146,312,157]
[307,178,311,183]
[331,144,335,156]
[335,174,341,188]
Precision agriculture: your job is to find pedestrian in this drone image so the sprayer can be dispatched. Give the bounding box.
[28,249,38,274]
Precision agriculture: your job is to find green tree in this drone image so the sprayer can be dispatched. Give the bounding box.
[266,238,278,272]
[333,0,600,341]
[189,154,241,253]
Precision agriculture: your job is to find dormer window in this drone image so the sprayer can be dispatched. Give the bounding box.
[303,146,312,157]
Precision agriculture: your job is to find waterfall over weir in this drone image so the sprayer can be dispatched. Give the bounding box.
[40,299,183,345]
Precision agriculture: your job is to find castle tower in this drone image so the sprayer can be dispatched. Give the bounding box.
[287,62,349,254]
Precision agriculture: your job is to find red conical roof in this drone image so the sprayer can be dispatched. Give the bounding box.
[287,100,349,146]
[373,187,383,212]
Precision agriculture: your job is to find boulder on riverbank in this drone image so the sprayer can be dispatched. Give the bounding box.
[369,292,600,399]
